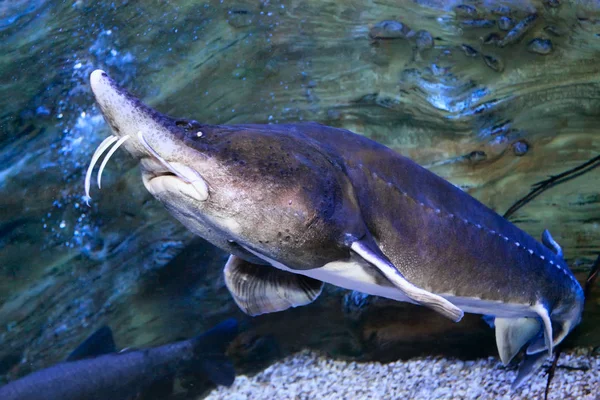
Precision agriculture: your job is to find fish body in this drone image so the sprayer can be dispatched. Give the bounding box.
[88,70,584,387]
[294,124,582,322]
[0,319,237,400]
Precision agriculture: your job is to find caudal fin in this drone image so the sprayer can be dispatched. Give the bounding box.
[512,351,550,389]
[188,318,239,387]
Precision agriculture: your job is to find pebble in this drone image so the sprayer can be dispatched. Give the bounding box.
[544,25,562,37]
[461,44,479,57]
[454,5,478,17]
[498,14,538,47]
[466,150,487,163]
[482,53,504,72]
[369,20,412,40]
[415,30,434,50]
[528,38,553,55]
[492,6,511,16]
[498,16,513,31]
[512,140,530,156]
[545,0,561,8]
[461,19,495,29]
[483,32,501,45]
[205,349,599,400]
[227,8,253,28]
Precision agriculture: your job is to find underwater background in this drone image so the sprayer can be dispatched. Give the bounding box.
[0,0,599,398]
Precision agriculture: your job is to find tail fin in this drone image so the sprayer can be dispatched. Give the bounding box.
[188,318,239,387]
[512,351,549,389]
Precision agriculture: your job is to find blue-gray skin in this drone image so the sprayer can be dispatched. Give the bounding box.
[87,70,584,388]
[0,319,237,400]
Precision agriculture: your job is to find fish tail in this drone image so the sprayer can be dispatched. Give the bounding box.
[188,318,239,387]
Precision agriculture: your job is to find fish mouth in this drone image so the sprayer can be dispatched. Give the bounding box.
[141,158,180,181]
[140,162,209,203]
[136,131,209,201]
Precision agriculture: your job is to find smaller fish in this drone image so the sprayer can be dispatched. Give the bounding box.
[0,319,238,400]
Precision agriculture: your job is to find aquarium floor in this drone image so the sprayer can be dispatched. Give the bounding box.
[204,348,598,400]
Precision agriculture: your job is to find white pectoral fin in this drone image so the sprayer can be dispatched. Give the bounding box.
[223,255,324,316]
[350,240,464,322]
[495,317,541,365]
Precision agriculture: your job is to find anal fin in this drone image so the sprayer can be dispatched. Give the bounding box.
[494,317,540,365]
[350,239,463,322]
[223,255,324,316]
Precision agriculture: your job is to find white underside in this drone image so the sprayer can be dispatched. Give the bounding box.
[239,245,538,319]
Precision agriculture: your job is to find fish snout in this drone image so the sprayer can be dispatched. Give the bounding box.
[90,70,127,137]
[90,69,169,158]
[87,70,208,203]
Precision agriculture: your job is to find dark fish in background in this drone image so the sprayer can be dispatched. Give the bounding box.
[0,319,238,400]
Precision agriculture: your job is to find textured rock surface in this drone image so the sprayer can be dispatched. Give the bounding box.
[0,0,598,396]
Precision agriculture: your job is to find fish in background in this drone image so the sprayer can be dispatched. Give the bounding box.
[0,319,238,400]
[86,70,584,388]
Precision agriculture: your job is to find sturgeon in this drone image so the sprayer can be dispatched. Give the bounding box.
[87,70,584,388]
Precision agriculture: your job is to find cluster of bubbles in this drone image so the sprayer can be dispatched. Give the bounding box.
[44,29,137,250]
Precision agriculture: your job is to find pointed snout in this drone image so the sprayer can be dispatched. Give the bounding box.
[89,70,208,188]
[90,69,109,92]
[89,69,177,159]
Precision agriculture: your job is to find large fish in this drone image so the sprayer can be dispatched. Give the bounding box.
[87,70,584,387]
[0,319,238,400]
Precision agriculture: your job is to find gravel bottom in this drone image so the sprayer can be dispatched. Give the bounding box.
[204,349,599,400]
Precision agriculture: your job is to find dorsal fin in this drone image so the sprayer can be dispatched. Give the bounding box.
[541,229,563,258]
[66,325,116,362]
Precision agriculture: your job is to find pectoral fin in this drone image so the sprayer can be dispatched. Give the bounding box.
[223,255,324,316]
[494,317,541,365]
[350,239,463,322]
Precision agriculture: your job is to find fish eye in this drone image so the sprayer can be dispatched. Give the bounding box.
[175,119,203,132]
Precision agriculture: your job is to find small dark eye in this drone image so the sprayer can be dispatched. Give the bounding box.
[187,120,202,129]
[175,119,202,130]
